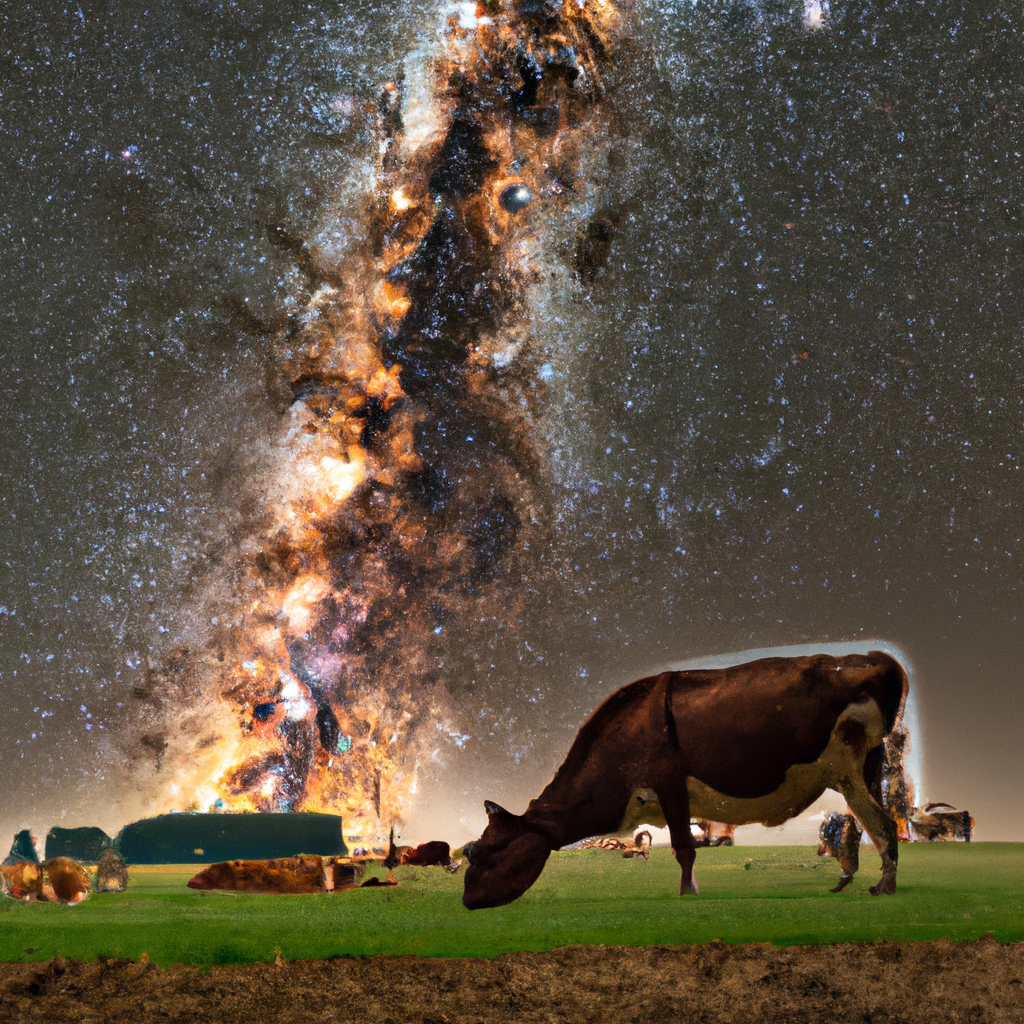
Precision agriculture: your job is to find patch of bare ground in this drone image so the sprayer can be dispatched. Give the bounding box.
[2,937,1023,1023]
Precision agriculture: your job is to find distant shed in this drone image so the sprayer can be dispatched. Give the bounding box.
[45,826,112,863]
[115,812,347,864]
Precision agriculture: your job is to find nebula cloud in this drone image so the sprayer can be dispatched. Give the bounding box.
[122,0,636,836]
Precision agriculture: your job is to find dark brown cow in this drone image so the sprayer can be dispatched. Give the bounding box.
[398,841,452,867]
[463,652,907,909]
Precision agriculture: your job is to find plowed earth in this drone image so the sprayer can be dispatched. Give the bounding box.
[2,937,1022,1023]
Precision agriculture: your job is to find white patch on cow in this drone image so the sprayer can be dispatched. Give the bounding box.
[618,788,668,832]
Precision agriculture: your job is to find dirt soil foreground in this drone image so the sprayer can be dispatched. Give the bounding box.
[2,937,1023,1023]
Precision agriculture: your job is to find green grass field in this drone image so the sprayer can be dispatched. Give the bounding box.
[1,844,1021,967]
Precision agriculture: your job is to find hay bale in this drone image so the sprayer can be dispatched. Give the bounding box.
[43,857,91,904]
[95,848,128,892]
[1,861,43,900]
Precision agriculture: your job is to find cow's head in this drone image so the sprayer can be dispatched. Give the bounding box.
[461,800,551,910]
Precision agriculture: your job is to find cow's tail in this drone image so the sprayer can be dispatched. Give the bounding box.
[868,650,910,737]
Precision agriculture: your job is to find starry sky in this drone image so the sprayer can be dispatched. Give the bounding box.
[2,0,1022,844]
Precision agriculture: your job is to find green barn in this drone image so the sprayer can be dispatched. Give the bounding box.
[115,812,347,864]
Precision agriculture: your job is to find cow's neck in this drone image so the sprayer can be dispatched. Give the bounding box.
[519,674,669,850]
[521,757,636,851]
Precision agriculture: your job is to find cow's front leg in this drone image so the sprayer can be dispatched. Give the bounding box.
[656,787,699,895]
[674,844,699,895]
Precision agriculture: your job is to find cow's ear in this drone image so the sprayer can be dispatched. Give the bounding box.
[484,800,510,819]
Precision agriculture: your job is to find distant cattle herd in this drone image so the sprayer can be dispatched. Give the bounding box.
[2,798,975,905]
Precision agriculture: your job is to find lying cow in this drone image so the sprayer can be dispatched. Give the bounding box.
[463,651,907,908]
[571,829,651,859]
[911,802,975,842]
[817,812,862,891]
[188,855,360,893]
[398,841,453,867]
[622,830,652,861]
[1,833,92,903]
[574,835,633,852]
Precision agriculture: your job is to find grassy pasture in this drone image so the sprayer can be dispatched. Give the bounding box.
[1,844,1021,966]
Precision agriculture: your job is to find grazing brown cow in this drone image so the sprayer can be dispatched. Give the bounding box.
[817,812,863,891]
[463,652,907,909]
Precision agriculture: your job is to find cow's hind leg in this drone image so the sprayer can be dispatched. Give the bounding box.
[656,788,699,895]
[838,744,898,895]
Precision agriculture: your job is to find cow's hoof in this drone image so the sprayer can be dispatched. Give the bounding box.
[869,878,896,895]
[830,875,853,893]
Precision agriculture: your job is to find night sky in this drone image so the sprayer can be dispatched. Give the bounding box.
[2,0,1022,845]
